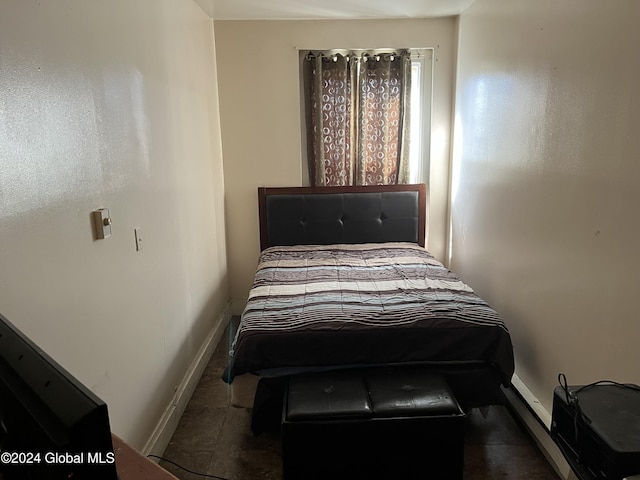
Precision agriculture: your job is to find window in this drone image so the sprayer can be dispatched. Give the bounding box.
[301,49,432,187]
[408,50,433,185]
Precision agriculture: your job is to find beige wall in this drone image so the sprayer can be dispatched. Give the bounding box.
[215,19,457,311]
[0,0,228,449]
[452,0,640,420]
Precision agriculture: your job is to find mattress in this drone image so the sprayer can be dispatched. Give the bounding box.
[226,242,514,385]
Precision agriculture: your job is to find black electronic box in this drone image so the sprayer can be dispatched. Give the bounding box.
[551,383,640,479]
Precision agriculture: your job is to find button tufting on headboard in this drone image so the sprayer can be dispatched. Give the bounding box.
[258,185,426,250]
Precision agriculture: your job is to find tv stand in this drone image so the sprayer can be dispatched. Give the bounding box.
[112,435,178,480]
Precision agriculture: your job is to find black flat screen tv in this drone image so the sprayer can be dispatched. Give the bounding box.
[0,313,118,480]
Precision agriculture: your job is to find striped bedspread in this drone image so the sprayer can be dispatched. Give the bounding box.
[228,242,514,384]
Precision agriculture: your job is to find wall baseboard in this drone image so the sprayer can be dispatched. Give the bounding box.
[141,302,232,457]
[504,374,579,480]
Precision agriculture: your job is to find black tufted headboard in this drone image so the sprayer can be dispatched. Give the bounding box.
[258,184,426,251]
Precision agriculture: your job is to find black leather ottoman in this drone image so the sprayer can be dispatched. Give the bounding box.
[281,367,465,480]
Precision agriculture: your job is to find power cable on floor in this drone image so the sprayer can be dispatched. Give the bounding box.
[147,454,230,480]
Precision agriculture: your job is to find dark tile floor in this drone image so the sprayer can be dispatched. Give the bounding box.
[159,327,559,480]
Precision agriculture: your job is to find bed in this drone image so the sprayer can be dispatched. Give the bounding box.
[225,184,514,432]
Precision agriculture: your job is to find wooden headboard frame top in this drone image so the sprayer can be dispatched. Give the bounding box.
[258,184,426,251]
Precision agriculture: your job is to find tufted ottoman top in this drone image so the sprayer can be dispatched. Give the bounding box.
[366,367,462,417]
[286,371,373,421]
[285,367,463,422]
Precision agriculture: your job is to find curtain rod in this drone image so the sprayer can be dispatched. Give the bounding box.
[295,47,433,52]
[303,48,407,56]
[298,47,432,58]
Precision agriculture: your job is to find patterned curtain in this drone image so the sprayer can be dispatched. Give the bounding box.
[303,50,412,186]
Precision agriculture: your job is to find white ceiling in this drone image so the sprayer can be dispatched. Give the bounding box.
[195,0,476,20]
